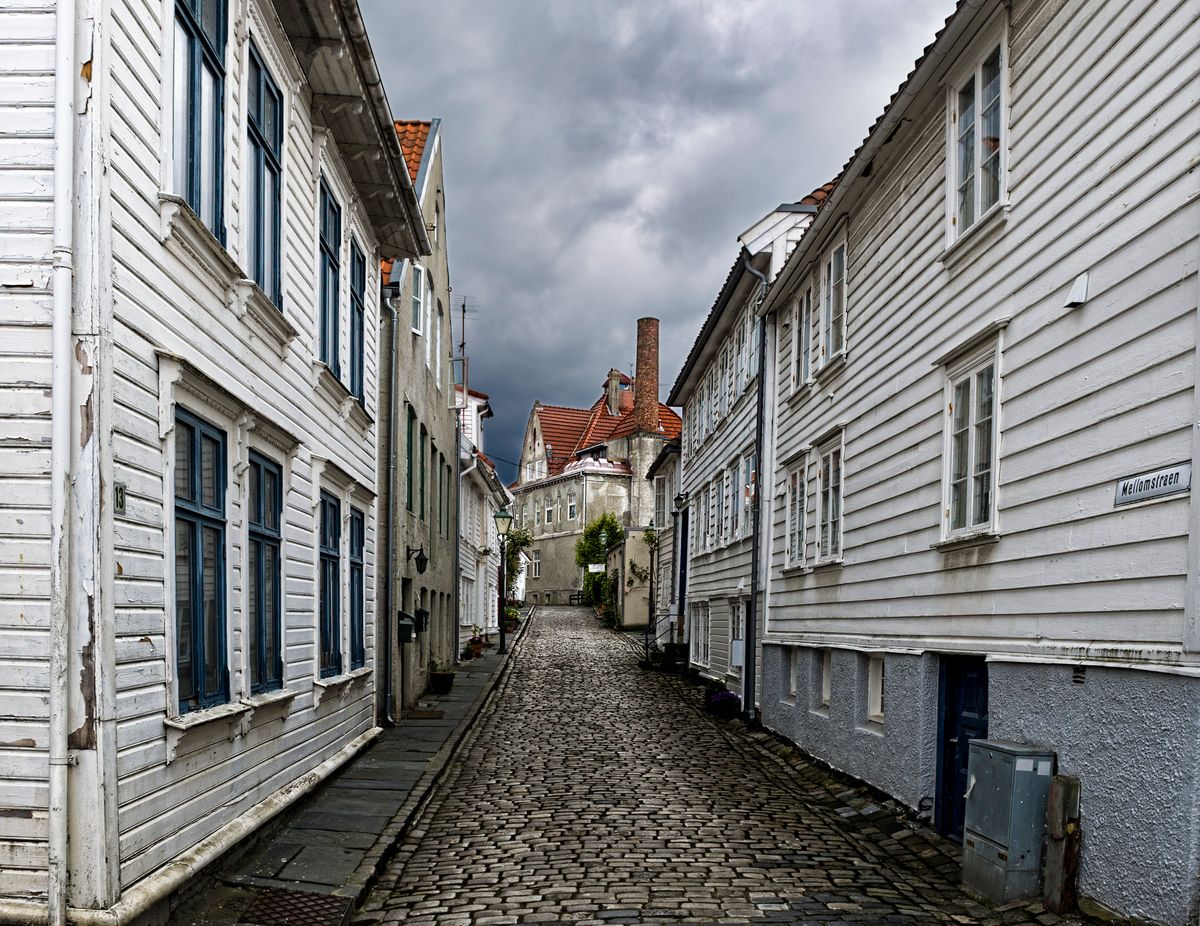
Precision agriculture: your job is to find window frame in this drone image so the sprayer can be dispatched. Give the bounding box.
[317,178,342,376]
[815,432,844,564]
[818,240,847,369]
[410,263,424,334]
[792,284,813,391]
[405,406,415,512]
[945,23,1008,245]
[348,240,366,403]
[568,492,577,521]
[318,490,342,679]
[785,463,806,569]
[866,654,885,724]
[531,549,541,578]
[173,0,227,239]
[821,649,832,708]
[247,450,283,694]
[245,40,283,307]
[349,506,365,670]
[173,407,229,713]
[941,345,1000,540]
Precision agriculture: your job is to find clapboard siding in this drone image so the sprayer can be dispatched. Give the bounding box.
[0,0,56,897]
[94,0,386,893]
[766,0,1200,660]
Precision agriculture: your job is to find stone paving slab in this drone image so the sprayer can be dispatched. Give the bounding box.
[169,621,530,924]
[360,606,1103,926]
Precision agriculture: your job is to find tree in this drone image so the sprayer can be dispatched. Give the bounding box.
[503,525,532,600]
[575,513,624,606]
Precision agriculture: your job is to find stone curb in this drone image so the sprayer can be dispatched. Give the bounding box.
[337,608,538,908]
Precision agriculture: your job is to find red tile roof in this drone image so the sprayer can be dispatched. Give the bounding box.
[607,403,682,441]
[394,120,432,184]
[800,181,837,208]
[534,404,595,476]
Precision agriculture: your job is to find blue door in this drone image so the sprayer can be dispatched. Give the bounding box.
[936,655,988,840]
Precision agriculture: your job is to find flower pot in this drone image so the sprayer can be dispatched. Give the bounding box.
[504,619,518,633]
[429,671,455,695]
[470,643,482,658]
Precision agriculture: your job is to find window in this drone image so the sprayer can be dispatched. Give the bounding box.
[705,483,716,550]
[817,436,843,561]
[318,492,341,678]
[247,452,282,693]
[349,507,365,670]
[952,44,1004,237]
[741,453,755,540]
[820,243,846,364]
[730,599,744,671]
[866,655,885,723]
[318,179,341,375]
[821,649,832,707]
[716,472,727,545]
[405,406,415,512]
[730,466,741,538]
[349,241,366,402]
[747,312,759,384]
[786,649,799,699]
[786,465,805,568]
[689,601,710,666]
[419,427,427,520]
[424,269,433,367]
[435,304,444,388]
[793,285,812,389]
[173,0,226,236]
[545,496,553,525]
[945,351,998,536]
[174,409,228,712]
[535,498,542,526]
[735,316,746,392]
[531,550,541,578]
[246,43,282,306]
[568,492,577,521]
[410,264,423,333]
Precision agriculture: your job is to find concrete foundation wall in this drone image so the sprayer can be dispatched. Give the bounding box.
[988,663,1200,926]
[761,644,939,813]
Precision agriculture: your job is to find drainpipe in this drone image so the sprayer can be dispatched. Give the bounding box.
[743,253,769,728]
[48,0,78,919]
[381,283,401,725]
[456,443,475,658]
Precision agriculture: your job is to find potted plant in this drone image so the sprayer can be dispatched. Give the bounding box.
[504,605,520,633]
[468,630,484,659]
[704,681,741,720]
[429,658,455,695]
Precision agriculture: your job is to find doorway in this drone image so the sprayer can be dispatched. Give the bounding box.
[936,655,988,840]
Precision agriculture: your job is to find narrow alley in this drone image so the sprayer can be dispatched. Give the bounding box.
[360,607,1082,925]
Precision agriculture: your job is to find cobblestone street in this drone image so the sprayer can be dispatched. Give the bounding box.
[361,607,1083,925]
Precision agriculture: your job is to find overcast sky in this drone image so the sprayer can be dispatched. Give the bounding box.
[362,0,956,483]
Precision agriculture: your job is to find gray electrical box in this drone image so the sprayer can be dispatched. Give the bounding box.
[963,739,1055,903]
[396,615,415,644]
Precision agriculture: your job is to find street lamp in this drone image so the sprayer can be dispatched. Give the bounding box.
[494,507,513,655]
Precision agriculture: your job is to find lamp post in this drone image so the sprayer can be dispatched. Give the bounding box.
[494,507,513,655]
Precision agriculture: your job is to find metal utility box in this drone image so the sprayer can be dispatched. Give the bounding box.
[396,615,415,644]
[962,739,1055,903]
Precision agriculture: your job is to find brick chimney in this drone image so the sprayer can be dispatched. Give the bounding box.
[605,368,622,416]
[633,317,660,432]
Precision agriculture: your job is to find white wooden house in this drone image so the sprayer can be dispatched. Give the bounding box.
[669,201,817,705]
[457,386,509,641]
[756,1,1199,923]
[0,0,426,919]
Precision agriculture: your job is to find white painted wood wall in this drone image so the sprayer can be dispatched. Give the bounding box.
[764,0,1200,665]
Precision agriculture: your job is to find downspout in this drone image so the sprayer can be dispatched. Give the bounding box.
[456,444,475,657]
[382,286,400,724]
[48,0,78,919]
[743,254,769,727]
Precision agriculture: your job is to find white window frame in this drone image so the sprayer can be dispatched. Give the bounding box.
[653,476,667,529]
[792,283,813,392]
[815,432,844,564]
[817,240,847,369]
[531,549,541,578]
[729,598,745,673]
[945,17,1008,245]
[941,344,1000,540]
[544,496,553,525]
[786,648,799,699]
[866,654,885,724]
[410,263,424,334]
[690,600,710,667]
[716,470,727,545]
[741,452,755,541]
[785,464,806,568]
[568,492,577,521]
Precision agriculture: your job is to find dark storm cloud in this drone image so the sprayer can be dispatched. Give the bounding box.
[361,0,956,482]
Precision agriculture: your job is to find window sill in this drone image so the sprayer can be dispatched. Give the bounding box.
[780,563,811,577]
[809,704,830,720]
[813,352,847,384]
[312,362,374,432]
[157,193,241,292]
[231,279,297,359]
[812,558,844,572]
[347,398,373,432]
[313,665,371,707]
[931,530,999,552]
[163,701,252,764]
[939,204,1009,268]
[858,718,885,737]
[241,686,296,717]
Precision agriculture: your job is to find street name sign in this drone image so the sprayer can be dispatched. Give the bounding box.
[1114,462,1191,507]
[587,563,605,573]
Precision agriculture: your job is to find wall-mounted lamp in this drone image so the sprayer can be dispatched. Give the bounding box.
[406,545,428,575]
[674,491,689,511]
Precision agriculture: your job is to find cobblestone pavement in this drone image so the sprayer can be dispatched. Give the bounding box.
[360,606,1088,926]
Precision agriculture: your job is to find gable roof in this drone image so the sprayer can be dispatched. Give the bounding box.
[534,404,594,476]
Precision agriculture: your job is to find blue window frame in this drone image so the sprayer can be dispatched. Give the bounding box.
[349,241,366,402]
[173,0,226,238]
[247,452,283,693]
[349,508,365,670]
[247,43,283,307]
[405,407,415,512]
[318,491,341,678]
[174,408,228,712]
[318,180,341,376]
[419,427,427,521]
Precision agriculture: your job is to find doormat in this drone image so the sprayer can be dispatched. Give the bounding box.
[407,709,445,719]
[240,887,352,926]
